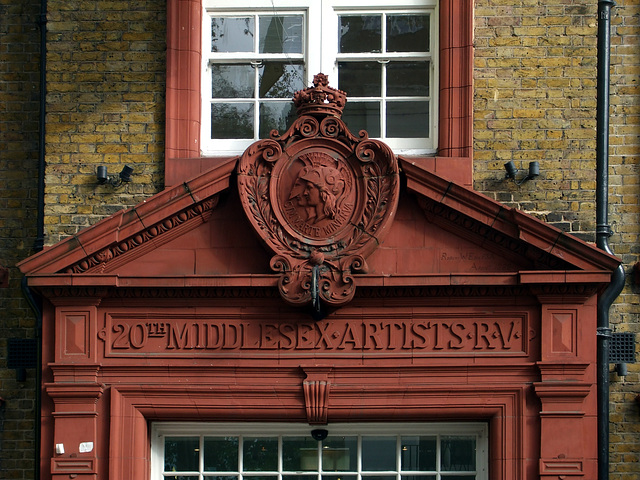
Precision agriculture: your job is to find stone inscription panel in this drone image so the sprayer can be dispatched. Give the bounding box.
[99,314,528,358]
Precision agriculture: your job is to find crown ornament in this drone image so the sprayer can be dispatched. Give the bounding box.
[293,73,347,118]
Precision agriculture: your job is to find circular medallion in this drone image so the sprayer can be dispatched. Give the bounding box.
[274,151,357,244]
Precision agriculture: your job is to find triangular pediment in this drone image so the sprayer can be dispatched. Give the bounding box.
[18,156,619,294]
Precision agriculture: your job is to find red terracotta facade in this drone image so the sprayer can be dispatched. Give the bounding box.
[19,148,620,478]
[17,2,623,479]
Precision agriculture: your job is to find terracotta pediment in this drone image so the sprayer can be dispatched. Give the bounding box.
[19,78,620,310]
[18,156,619,283]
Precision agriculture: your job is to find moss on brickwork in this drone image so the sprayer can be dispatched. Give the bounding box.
[1,0,638,478]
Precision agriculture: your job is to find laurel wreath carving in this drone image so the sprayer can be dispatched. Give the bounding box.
[238,114,399,308]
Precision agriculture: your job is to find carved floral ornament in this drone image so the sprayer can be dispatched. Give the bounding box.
[238,74,400,315]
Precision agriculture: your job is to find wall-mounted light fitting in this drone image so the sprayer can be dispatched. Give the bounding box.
[97,165,134,187]
[504,161,540,185]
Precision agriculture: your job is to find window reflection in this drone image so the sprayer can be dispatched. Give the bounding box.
[212,103,254,139]
[212,65,254,98]
[243,437,278,471]
[212,17,254,53]
[260,16,303,54]
[441,436,476,472]
[322,436,357,471]
[401,436,437,472]
[387,102,429,138]
[204,437,239,472]
[283,436,318,471]
[362,436,396,471]
[259,63,305,99]
[387,15,430,52]
[164,436,199,472]
[339,15,381,53]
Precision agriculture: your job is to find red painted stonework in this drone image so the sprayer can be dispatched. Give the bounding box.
[19,151,620,479]
[238,75,400,310]
[21,66,621,480]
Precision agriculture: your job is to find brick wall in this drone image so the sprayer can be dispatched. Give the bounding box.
[44,0,166,245]
[0,0,41,478]
[607,1,640,475]
[474,1,640,478]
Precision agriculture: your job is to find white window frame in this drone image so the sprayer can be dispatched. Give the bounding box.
[151,422,488,480]
[201,0,438,156]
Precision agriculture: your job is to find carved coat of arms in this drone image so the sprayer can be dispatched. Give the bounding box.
[238,74,399,316]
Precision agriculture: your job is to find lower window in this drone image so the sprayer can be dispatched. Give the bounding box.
[151,423,488,480]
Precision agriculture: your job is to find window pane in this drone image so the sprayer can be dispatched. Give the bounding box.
[402,477,437,480]
[212,103,254,139]
[338,62,381,97]
[205,477,238,480]
[386,101,429,138]
[362,436,396,471]
[386,15,430,53]
[204,437,239,472]
[441,436,476,472]
[259,15,303,54]
[259,101,296,137]
[322,436,357,471]
[283,436,318,471]
[259,63,305,98]
[322,475,358,480]
[212,17,254,53]
[386,62,430,96]
[339,15,381,53]
[342,102,380,137]
[243,437,278,471]
[212,65,255,98]
[401,436,436,471]
[165,436,199,472]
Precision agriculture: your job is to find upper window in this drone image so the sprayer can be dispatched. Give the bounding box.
[202,0,437,156]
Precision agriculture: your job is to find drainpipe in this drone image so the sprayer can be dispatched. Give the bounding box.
[22,277,42,480]
[36,0,47,252]
[30,1,47,479]
[595,2,625,480]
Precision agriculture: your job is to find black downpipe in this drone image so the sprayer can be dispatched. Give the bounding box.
[31,1,47,479]
[595,2,625,480]
[21,278,42,480]
[36,0,47,251]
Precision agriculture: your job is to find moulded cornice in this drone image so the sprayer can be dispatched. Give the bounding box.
[28,275,609,302]
[45,382,104,402]
[533,381,592,399]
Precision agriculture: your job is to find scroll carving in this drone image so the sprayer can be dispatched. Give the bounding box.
[238,74,400,311]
